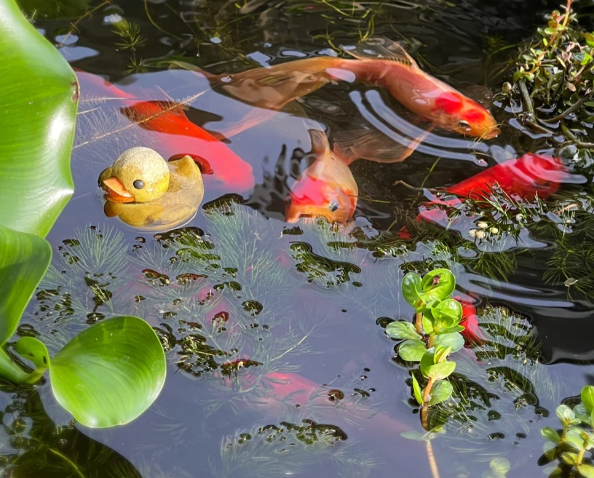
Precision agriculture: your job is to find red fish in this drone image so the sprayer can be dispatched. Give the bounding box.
[453,296,484,345]
[418,153,569,225]
[75,70,254,192]
[174,37,499,143]
[285,129,358,224]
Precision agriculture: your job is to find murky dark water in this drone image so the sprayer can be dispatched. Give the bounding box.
[8,0,594,476]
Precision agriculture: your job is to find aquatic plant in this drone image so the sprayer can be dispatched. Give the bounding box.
[541,386,594,477]
[214,420,376,478]
[506,0,594,145]
[386,269,462,416]
[0,0,165,429]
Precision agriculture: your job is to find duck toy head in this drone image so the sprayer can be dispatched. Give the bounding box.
[99,147,204,231]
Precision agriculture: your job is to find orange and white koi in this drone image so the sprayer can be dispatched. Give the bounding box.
[285,129,358,224]
[174,37,499,144]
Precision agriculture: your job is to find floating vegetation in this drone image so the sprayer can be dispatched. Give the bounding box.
[214,420,376,478]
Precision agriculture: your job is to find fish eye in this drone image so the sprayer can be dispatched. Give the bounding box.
[458,119,471,128]
[133,179,145,189]
[328,201,339,212]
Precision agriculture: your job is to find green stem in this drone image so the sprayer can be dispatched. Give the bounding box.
[560,425,568,444]
[47,448,85,478]
[427,334,435,348]
[519,79,536,118]
[0,347,33,384]
[415,311,423,335]
[577,447,585,466]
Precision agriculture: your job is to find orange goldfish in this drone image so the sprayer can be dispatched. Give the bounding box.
[75,70,255,192]
[285,129,358,224]
[173,37,499,142]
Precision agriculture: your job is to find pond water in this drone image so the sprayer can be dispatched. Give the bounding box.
[8,0,594,476]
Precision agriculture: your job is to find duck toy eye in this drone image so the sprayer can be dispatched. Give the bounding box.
[133,179,145,189]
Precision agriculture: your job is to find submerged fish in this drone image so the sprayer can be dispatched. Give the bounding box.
[173,37,499,145]
[418,153,570,225]
[453,296,484,345]
[285,129,358,224]
[75,70,255,192]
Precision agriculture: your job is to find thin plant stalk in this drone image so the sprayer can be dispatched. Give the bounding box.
[426,440,441,478]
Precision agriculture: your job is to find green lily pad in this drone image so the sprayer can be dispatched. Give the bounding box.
[0,0,77,236]
[49,316,166,428]
[0,225,51,345]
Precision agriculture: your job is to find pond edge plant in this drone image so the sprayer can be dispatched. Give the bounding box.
[0,0,166,429]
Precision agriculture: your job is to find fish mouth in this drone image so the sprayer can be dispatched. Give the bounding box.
[102,177,134,203]
[482,126,501,140]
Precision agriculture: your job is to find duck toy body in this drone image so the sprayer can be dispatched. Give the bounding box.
[99,147,204,231]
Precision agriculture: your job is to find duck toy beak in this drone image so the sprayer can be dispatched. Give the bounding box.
[102,177,134,203]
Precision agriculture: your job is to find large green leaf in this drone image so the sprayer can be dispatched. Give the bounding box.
[0,0,77,236]
[49,316,166,428]
[0,225,51,345]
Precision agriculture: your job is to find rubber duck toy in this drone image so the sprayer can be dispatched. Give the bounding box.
[99,147,204,231]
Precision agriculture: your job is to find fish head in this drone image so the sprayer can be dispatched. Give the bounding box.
[285,174,356,224]
[433,91,500,139]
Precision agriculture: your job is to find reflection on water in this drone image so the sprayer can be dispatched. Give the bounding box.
[15,0,594,476]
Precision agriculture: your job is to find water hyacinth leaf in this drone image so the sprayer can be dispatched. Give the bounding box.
[431,298,462,329]
[578,464,594,478]
[428,380,453,406]
[541,427,561,445]
[50,316,166,428]
[386,321,421,341]
[581,386,594,413]
[424,361,456,381]
[0,0,77,237]
[412,374,423,405]
[433,332,465,353]
[402,272,423,309]
[0,225,51,345]
[419,269,455,302]
[13,336,50,383]
[398,339,426,362]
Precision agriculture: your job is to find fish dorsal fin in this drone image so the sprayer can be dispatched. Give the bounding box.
[308,129,330,157]
[340,37,418,69]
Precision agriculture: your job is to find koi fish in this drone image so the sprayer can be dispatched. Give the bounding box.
[418,153,570,225]
[75,70,255,192]
[285,129,358,224]
[453,295,484,345]
[173,37,499,147]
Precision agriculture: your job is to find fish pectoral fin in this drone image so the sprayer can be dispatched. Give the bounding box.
[339,37,419,69]
[308,128,331,157]
[332,127,430,164]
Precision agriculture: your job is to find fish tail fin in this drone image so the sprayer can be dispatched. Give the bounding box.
[332,127,429,164]
[339,37,419,69]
